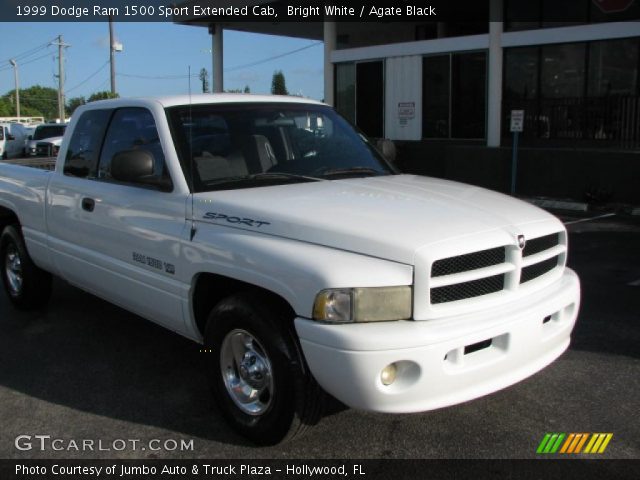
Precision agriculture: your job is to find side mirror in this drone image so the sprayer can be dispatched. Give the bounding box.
[111,149,154,182]
[376,138,397,164]
[27,135,33,140]
[6,134,15,141]
[110,149,172,191]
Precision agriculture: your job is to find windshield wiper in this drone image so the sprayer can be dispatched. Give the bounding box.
[250,172,325,182]
[203,172,324,188]
[317,167,386,178]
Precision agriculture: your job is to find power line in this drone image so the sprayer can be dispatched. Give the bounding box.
[20,52,54,68]
[0,52,54,73]
[118,72,199,80]
[0,38,54,66]
[224,42,322,72]
[67,60,110,93]
[96,77,111,92]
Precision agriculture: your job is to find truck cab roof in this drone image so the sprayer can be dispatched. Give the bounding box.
[85,93,326,110]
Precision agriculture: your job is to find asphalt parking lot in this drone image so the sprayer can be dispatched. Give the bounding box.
[1,213,638,460]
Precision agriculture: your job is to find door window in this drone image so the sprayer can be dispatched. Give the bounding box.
[98,108,171,189]
[64,109,111,178]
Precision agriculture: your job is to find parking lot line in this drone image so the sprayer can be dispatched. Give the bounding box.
[564,213,616,225]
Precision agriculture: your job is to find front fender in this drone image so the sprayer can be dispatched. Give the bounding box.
[185,224,414,319]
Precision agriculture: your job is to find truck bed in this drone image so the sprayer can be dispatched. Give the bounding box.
[1,157,56,171]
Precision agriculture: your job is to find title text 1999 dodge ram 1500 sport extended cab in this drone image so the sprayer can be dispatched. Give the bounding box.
[0,95,580,444]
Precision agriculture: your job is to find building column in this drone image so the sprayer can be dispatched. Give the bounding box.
[209,24,224,93]
[487,0,503,147]
[323,21,336,105]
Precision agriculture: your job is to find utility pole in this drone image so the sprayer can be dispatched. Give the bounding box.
[51,35,70,122]
[109,16,116,95]
[9,59,19,120]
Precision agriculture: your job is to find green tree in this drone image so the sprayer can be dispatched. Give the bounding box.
[0,97,14,116]
[2,85,58,119]
[199,68,210,93]
[67,96,86,115]
[88,91,119,102]
[271,70,288,95]
[243,85,251,93]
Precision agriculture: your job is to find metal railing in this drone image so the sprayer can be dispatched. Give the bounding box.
[503,95,640,149]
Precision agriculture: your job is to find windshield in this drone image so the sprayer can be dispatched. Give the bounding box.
[166,103,395,192]
[34,125,66,140]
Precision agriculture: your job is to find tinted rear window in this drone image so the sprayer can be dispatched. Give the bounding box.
[34,125,66,140]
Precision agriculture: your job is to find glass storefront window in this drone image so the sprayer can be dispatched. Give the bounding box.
[504,48,539,101]
[588,38,639,96]
[504,38,640,146]
[422,55,450,138]
[452,52,487,138]
[335,63,356,125]
[541,0,588,27]
[505,0,639,31]
[541,43,586,98]
[422,53,486,139]
[355,61,384,138]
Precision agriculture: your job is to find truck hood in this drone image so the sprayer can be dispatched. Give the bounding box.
[29,136,63,147]
[193,174,557,264]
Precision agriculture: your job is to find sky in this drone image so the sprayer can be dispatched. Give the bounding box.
[0,21,324,104]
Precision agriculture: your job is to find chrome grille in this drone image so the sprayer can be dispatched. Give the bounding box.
[431,246,505,277]
[431,274,504,304]
[521,256,559,283]
[427,231,565,308]
[35,142,53,156]
[523,233,560,257]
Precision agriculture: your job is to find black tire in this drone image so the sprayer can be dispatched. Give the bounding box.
[0,225,52,310]
[204,292,324,445]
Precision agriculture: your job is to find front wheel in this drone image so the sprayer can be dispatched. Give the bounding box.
[0,225,52,310]
[205,293,324,445]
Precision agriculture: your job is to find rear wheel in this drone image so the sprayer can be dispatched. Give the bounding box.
[205,293,324,445]
[0,225,52,310]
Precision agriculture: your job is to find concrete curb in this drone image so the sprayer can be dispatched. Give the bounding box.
[523,196,640,216]
[525,198,589,212]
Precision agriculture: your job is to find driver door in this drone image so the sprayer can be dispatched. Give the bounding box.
[47,107,189,333]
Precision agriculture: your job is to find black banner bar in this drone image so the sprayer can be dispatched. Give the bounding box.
[2,459,640,480]
[1,0,639,22]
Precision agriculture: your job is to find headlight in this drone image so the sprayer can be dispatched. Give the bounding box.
[313,286,412,323]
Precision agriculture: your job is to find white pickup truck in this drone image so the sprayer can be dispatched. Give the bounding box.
[0,95,580,444]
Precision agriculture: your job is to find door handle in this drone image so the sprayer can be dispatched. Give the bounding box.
[81,197,95,212]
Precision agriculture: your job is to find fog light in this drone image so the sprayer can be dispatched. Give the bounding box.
[381,363,398,386]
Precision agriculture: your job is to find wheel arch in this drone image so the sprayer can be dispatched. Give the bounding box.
[191,272,296,337]
[0,205,20,232]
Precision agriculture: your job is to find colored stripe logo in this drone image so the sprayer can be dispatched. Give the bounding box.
[537,433,613,454]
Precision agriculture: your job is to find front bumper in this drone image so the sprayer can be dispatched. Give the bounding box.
[295,268,580,413]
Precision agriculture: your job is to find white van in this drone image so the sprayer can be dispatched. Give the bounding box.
[0,123,27,159]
